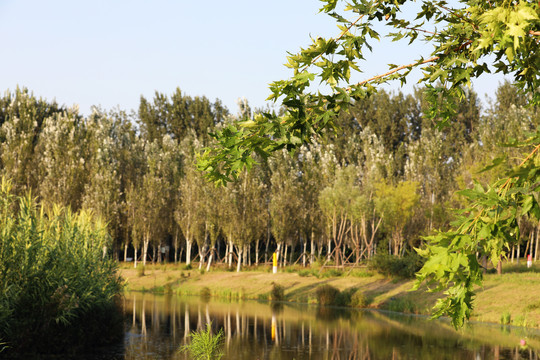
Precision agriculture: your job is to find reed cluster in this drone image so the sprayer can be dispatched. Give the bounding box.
[0,178,123,353]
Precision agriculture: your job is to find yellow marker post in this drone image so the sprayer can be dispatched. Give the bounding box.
[273,252,277,274]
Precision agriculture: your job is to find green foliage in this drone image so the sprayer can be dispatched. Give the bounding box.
[350,269,374,278]
[350,291,369,308]
[388,297,417,314]
[200,287,212,299]
[369,253,424,278]
[270,283,285,301]
[0,178,123,353]
[194,0,540,329]
[315,284,340,306]
[321,268,344,278]
[500,311,512,325]
[199,0,540,185]
[416,132,540,328]
[181,322,224,360]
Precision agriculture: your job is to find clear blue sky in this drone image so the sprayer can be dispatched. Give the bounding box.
[1,0,507,116]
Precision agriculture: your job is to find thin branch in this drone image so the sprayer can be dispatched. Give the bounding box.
[351,56,439,88]
[404,27,438,36]
[435,3,477,31]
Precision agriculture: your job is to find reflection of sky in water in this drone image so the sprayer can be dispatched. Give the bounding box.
[122,293,540,360]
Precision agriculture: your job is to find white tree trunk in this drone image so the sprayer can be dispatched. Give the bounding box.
[198,244,206,270]
[124,243,128,262]
[186,239,192,265]
[228,240,234,268]
[206,248,214,272]
[134,247,138,268]
[237,246,243,272]
[310,235,315,265]
[303,240,307,267]
[143,235,149,266]
[255,239,260,265]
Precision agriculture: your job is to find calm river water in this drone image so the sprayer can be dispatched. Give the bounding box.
[112,293,540,360]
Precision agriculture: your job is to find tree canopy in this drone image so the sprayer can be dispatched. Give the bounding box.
[198,0,540,328]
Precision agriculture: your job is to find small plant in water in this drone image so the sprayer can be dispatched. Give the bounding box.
[181,322,224,360]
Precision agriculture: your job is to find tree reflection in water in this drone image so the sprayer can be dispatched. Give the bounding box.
[124,293,540,360]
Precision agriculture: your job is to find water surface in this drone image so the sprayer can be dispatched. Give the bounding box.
[122,293,540,359]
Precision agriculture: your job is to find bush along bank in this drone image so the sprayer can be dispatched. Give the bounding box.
[0,179,124,354]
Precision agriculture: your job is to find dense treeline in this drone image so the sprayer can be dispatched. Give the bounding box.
[0,84,538,271]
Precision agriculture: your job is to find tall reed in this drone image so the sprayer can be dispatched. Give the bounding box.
[0,178,123,353]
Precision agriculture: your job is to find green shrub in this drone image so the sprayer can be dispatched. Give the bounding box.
[350,269,373,278]
[200,287,212,299]
[388,297,416,313]
[257,293,269,301]
[298,269,312,277]
[369,253,424,278]
[500,311,512,325]
[350,291,369,308]
[315,285,340,306]
[513,314,528,327]
[270,283,285,301]
[0,179,123,353]
[321,268,344,278]
[183,264,193,270]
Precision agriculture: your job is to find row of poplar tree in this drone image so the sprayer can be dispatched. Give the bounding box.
[0,83,538,271]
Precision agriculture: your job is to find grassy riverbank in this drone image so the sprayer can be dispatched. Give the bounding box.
[120,262,540,328]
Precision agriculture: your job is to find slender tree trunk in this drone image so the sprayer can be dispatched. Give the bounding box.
[206,248,214,272]
[143,233,149,266]
[199,244,206,270]
[497,257,503,275]
[289,243,295,265]
[228,240,234,268]
[303,240,307,267]
[517,242,521,264]
[327,239,332,262]
[237,246,243,272]
[124,243,128,262]
[134,247,138,268]
[265,224,270,264]
[174,233,178,264]
[310,229,315,265]
[283,245,288,267]
[186,239,192,266]
[511,245,515,263]
[255,238,260,266]
[534,224,540,262]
